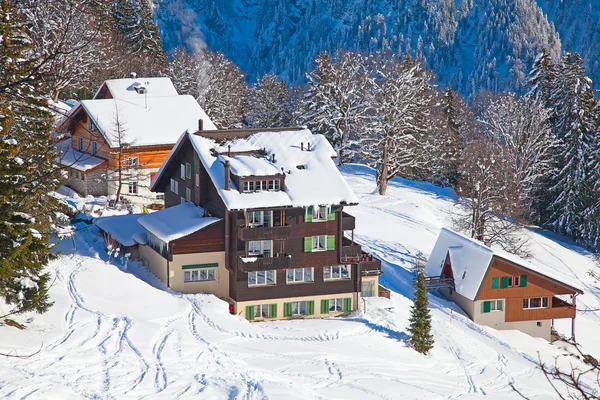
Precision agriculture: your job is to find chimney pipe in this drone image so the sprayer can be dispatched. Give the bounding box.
[228,145,231,157]
[307,142,311,151]
[301,142,304,151]
[224,160,231,191]
[272,153,276,163]
[198,119,204,131]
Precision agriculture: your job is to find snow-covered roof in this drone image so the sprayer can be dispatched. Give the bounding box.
[96,77,179,99]
[96,214,148,247]
[163,128,358,210]
[80,95,216,148]
[425,228,583,300]
[58,145,107,172]
[137,202,220,243]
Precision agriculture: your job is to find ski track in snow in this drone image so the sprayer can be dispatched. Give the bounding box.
[1,165,599,398]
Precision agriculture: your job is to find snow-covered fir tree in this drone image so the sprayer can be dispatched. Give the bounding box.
[0,0,64,316]
[246,73,292,128]
[113,0,164,62]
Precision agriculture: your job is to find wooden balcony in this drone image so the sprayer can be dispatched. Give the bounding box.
[422,276,455,290]
[237,251,292,272]
[341,244,362,263]
[341,212,356,231]
[360,257,382,276]
[238,224,292,241]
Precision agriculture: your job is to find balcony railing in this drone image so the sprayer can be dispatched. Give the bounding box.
[238,224,292,241]
[360,257,382,276]
[237,251,291,272]
[552,297,574,309]
[341,212,356,231]
[341,244,362,262]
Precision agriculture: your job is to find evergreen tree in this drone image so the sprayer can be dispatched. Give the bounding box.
[407,271,434,355]
[0,0,63,316]
[432,85,463,187]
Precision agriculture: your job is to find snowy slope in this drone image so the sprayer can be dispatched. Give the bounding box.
[1,165,600,398]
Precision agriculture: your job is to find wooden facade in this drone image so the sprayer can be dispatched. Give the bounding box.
[151,132,382,307]
[477,256,578,322]
[171,220,225,255]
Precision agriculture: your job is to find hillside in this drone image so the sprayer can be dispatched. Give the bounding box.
[154,0,599,95]
[1,165,599,398]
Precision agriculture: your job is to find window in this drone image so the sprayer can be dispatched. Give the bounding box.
[362,279,377,297]
[195,173,199,187]
[181,164,185,179]
[314,206,328,221]
[125,157,139,169]
[92,141,98,155]
[286,267,313,283]
[507,276,513,287]
[324,265,351,280]
[329,298,343,312]
[184,268,216,282]
[283,300,315,317]
[180,197,185,204]
[536,321,542,327]
[501,275,527,288]
[247,210,272,227]
[312,235,327,251]
[248,270,276,286]
[291,301,307,316]
[186,162,192,179]
[77,136,83,152]
[243,181,255,193]
[156,193,164,201]
[482,299,504,313]
[127,182,138,194]
[87,118,97,132]
[523,297,549,309]
[248,240,272,257]
[185,187,191,202]
[268,180,281,191]
[170,178,179,194]
[255,181,267,191]
[514,276,520,287]
[246,304,277,320]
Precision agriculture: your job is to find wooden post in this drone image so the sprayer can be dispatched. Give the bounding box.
[572,294,577,341]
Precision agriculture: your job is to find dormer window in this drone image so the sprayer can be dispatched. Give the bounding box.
[87,118,97,132]
[243,181,255,193]
[242,178,282,193]
[269,180,280,191]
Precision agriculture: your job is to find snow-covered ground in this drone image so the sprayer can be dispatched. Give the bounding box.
[1,164,600,399]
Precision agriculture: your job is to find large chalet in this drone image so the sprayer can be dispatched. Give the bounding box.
[140,126,383,320]
[425,228,583,341]
[57,76,215,203]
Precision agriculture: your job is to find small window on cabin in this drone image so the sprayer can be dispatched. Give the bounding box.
[181,164,185,179]
[186,163,192,179]
[77,136,83,152]
[185,187,191,202]
[255,181,267,192]
[87,118,97,132]
[268,180,281,191]
[92,141,98,155]
[243,181,255,193]
[195,173,199,187]
[296,165,306,170]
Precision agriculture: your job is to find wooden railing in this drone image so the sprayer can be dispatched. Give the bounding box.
[360,259,382,276]
[238,224,292,241]
[237,251,291,272]
[552,297,574,309]
[341,244,362,262]
[422,276,455,290]
[341,212,356,231]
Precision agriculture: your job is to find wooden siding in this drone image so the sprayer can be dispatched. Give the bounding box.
[478,256,578,322]
[171,220,225,255]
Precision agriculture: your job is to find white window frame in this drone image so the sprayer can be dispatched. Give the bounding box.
[185,187,191,202]
[127,181,138,194]
[186,162,192,179]
[125,156,139,170]
[312,235,327,251]
[77,136,83,152]
[324,265,351,280]
[170,178,179,194]
[243,181,255,193]
[329,298,343,312]
[253,304,270,319]
[291,301,307,316]
[184,268,216,283]
[483,299,504,312]
[523,297,549,310]
[247,240,272,257]
[180,197,185,204]
[195,173,199,187]
[87,118,97,132]
[268,180,281,191]
[181,164,185,179]
[92,140,98,155]
[313,205,329,221]
[248,270,276,286]
[286,267,314,284]
[255,181,267,191]
[247,210,273,227]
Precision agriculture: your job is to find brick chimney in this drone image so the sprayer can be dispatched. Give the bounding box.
[198,119,204,131]
[301,142,304,151]
[307,142,311,151]
[224,160,231,191]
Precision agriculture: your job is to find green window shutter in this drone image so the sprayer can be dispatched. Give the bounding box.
[327,235,335,250]
[305,206,313,223]
[327,207,336,221]
[246,305,255,320]
[483,301,491,313]
[307,300,315,315]
[321,299,329,314]
[501,276,509,288]
[284,302,292,317]
[520,275,527,287]
[343,298,352,312]
[269,304,277,318]
[491,277,499,289]
[304,237,312,252]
